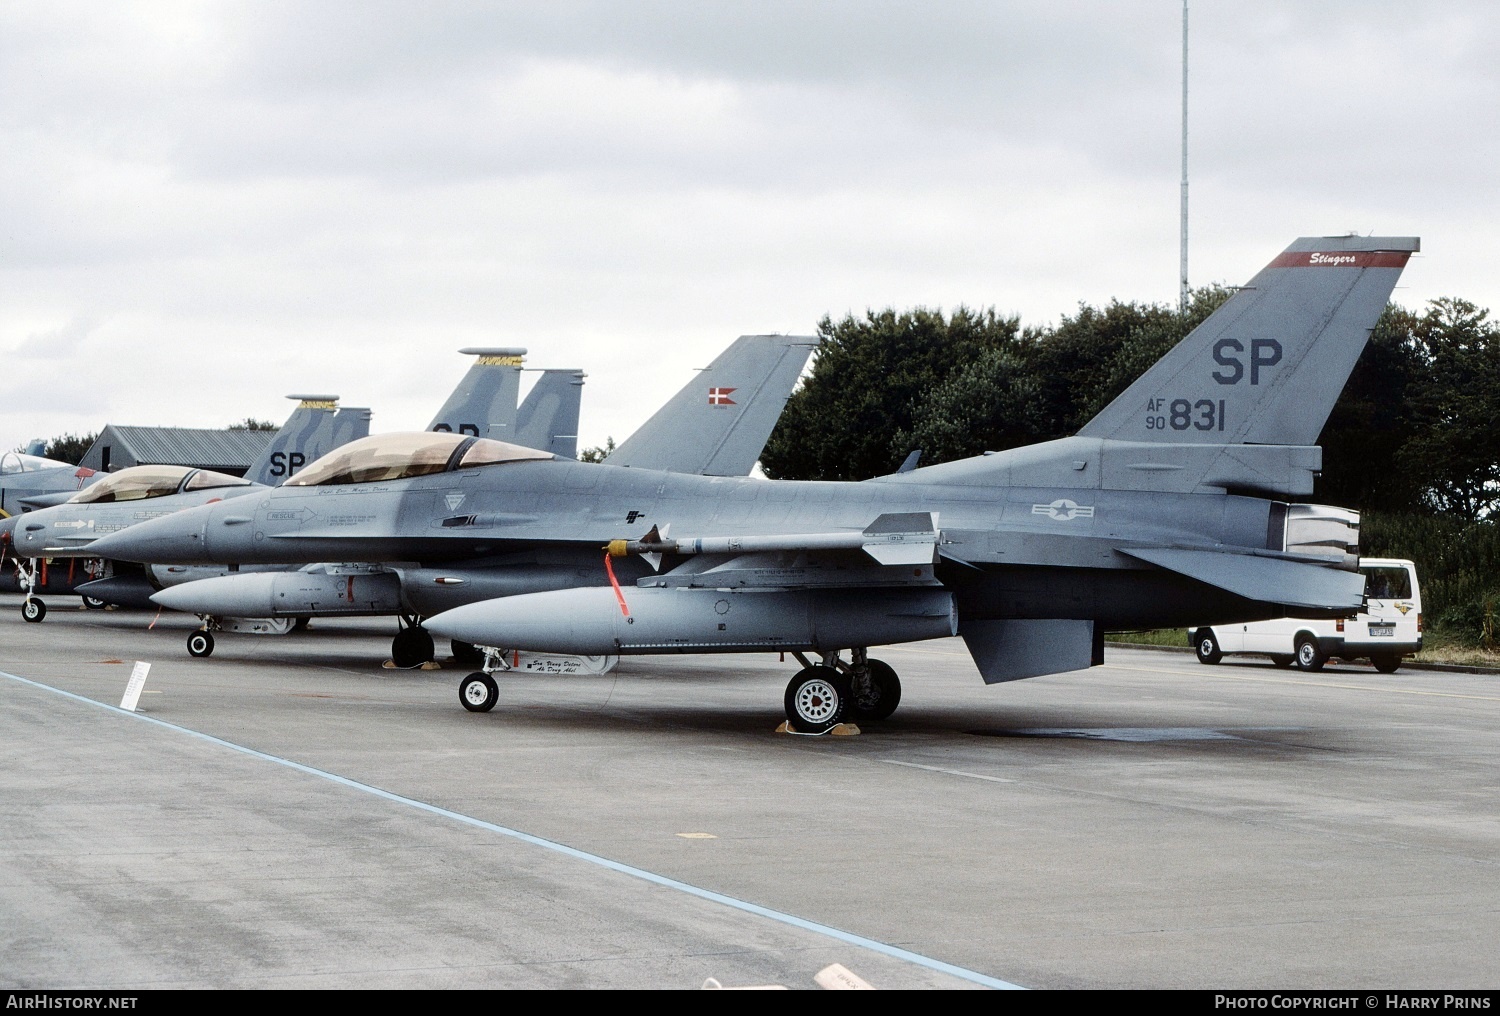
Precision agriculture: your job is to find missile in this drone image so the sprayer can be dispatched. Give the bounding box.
[606,512,940,569]
[425,585,957,656]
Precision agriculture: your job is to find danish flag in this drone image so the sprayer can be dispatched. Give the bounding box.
[709,387,737,405]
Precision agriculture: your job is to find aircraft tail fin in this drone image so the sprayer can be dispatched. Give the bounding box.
[605,334,818,475]
[426,347,526,441]
[900,236,1419,497]
[514,369,585,458]
[245,395,372,486]
[1079,236,1419,447]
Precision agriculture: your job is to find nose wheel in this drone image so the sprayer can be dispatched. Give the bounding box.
[21,597,46,623]
[187,629,215,658]
[460,672,499,712]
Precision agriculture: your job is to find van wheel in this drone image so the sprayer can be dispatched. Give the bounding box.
[1295,636,1326,671]
[1270,654,1294,668]
[1194,629,1222,665]
[1371,653,1401,674]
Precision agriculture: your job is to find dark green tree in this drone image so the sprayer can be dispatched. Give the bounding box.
[228,418,278,431]
[43,432,98,465]
[578,437,615,463]
[760,307,1026,480]
[1315,306,1424,512]
[1395,298,1500,519]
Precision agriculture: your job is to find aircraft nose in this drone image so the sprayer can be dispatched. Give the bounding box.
[88,506,217,563]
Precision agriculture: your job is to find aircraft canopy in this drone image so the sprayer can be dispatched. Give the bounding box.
[285,433,551,487]
[0,451,76,475]
[72,465,251,504]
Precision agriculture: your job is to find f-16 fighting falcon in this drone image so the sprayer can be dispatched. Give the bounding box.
[7,348,576,628]
[3,393,370,620]
[138,333,816,664]
[89,237,1418,732]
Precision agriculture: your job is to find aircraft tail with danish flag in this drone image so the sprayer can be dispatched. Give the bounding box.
[604,334,818,476]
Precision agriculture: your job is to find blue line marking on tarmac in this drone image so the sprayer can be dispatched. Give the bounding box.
[1,668,1025,990]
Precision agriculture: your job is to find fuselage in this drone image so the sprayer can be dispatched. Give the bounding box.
[90,452,1302,631]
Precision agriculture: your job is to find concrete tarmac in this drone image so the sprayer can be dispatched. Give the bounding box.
[2,593,1498,990]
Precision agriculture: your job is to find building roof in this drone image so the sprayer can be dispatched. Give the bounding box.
[89,425,274,470]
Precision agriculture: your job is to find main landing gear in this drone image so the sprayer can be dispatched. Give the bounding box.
[391,615,436,668]
[784,649,902,733]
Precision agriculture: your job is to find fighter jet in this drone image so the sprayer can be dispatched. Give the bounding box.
[7,349,575,620]
[0,447,99,519]
[91,237,1415,731]
[141,333,817,663]
[6,394,371,620]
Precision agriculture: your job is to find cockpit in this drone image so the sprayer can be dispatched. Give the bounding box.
[284,433,552,487]
[71,466,253,504]
[0,451,76,475]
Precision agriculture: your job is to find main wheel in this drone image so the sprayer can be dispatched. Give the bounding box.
[82,595,107,610]
[784,665,850,734]
[1194,629,1222,665]
[460,672,499,712]
[1371,653,1402,674]
[391,626,435,668]
[292,616,312,631]
[187,630,215,658]
[848,658,902,721]
[21,599,46,623]
[450,639,483,666]
[1295,635,1326,671]
[1270,654,1294,668]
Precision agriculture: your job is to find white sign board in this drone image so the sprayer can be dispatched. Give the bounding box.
[120,661,151,712]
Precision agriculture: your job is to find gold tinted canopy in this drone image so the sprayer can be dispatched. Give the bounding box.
[285,433,551,487]
[72,466,251,504]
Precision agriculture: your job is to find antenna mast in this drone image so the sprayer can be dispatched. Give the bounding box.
[1179,1,1190,312]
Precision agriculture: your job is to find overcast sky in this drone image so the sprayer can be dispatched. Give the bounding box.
[3,1,1496,455]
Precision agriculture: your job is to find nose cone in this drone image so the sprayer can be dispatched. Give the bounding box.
[87,502,221,563]
[6,506,97,558]
[151,573,279,615]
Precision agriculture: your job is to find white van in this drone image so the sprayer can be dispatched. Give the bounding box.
[1189,558,1422,673]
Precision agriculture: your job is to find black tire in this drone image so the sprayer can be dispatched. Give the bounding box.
[1194,629,1222,665]
[784,665,850,734]
[1371,653,1402,674]
[1270,654,1295,669]
[450,639,483,666]
[391,626,435,668]
[460,672,498,712]
[292,616,312,631]
[21,599,46,623]
[1294,635,1326,671]
[82,596,107,610]
[187,630,215,658]
[848,658,902,721]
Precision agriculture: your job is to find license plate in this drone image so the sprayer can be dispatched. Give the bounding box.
[1369,625,1395,637]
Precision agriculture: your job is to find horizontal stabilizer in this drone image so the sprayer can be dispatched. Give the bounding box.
[1118,547,1365,612]
[961,619,1098,684]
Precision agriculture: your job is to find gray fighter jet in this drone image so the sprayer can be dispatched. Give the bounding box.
[5,394,371,620]
[139,333,816,664]
[7,349,572,619]
[91,237,1416,731]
